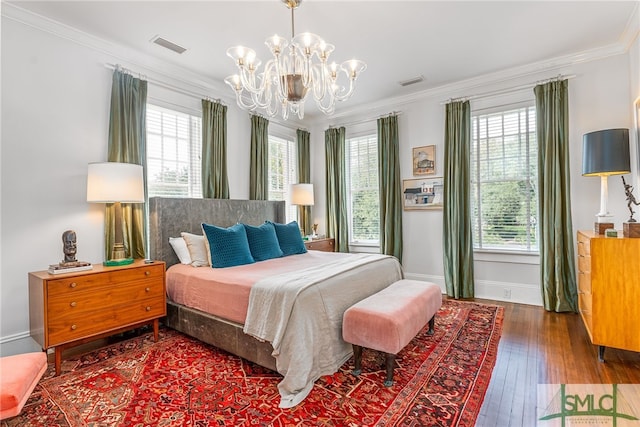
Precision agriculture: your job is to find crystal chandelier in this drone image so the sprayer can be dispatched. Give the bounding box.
[224,0,366,120]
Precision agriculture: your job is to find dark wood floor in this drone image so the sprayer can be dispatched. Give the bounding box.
[475,298,640,427]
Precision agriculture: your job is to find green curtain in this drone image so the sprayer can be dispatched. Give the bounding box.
[377,115,403,263]
[534,80,578,313]
[297,129,312,235]
[106,69,147,259]
[325,127,349,252]
[201,100,229,199]
[443,100,475,298]
[250,115,269,200]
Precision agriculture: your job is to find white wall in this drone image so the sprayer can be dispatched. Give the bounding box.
[310,53,636,306]
[1,5,638,354]
[0,12,259,355]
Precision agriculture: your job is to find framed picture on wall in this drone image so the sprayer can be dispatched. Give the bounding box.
[412,145,436,176]
[402,177,443,210]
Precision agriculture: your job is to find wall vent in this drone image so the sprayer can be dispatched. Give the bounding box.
[150,35,187,54]
[398,75,424,87]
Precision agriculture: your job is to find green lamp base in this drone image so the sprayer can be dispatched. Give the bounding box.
[103,258,134,267]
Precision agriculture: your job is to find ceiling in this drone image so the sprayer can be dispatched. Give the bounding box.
[6,1,638,118]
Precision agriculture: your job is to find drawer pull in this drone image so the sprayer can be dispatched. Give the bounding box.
[70,301,77,307]
[146,306,151,311]
[145,271,151,276]
[69,282,77,288]
[145,287,151,292]
[70,324,77,330]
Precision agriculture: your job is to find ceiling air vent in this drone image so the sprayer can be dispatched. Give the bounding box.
[398,75,424,87]
[150,35,187,54]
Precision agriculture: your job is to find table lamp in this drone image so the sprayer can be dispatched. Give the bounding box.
[290,183,315,236]
[87,162,145,265]
[582,128,630,234]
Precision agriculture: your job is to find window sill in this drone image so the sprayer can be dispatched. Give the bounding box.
[473,250,540,265]
[349,242,379,248]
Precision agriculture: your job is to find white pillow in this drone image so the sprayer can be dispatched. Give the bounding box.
[169,237,192,265]
[181,232,210,267]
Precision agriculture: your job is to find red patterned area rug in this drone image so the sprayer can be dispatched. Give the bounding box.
[2,299,503,427]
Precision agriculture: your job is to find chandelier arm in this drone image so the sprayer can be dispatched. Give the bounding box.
[333,74,357,102]
[238,68,265,94]
[310,65,329,102]
[272,55,289,101]
[234,90,259,111]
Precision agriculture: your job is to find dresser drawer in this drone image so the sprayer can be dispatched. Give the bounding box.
[305,239,335,252]
[577,235,590,256]
[578,271,591,293]
[577,254,591,274]
[578,291,592,315]
[47,278,164,318]
[47,296,166,345]
[46,264,165,297]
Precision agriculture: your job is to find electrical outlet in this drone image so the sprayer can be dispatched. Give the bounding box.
[503,289,512,299]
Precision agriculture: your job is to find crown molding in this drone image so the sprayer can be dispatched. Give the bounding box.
[322,39,629,123]
[620,2,640,51]
[1,2,233,104]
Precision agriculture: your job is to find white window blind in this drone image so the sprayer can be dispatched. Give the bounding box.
[471,105,538,252]
[146,105,202,198]
[346,134,380,244]
[268,134,298,223]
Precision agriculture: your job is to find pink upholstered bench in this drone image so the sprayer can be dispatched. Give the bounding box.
[0,352,48,420]
[342,279,442,386]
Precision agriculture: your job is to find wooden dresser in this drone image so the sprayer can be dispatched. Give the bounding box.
[29,259,166,374]
[304,237,335,252]
[576,230,640,361]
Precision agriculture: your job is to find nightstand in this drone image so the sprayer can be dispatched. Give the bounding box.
[29,259,166,375]
[304,237,335,252]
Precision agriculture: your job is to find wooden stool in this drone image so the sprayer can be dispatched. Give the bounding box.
[342,279,442,386]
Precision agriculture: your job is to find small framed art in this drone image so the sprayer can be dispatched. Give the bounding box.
[402,177,443,210]
[412,145,435,176]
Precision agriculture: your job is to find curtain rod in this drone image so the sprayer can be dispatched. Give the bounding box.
[330,110,403,129]
[104,63,226,105]
[440,74,577,105]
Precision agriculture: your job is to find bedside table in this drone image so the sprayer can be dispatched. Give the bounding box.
[29,259,166,375]
[304,237,335,252]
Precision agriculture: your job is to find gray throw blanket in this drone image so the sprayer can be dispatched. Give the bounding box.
[243,253,403,408]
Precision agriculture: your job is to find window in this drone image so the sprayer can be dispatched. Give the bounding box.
[268,134,298,223]
[146,105,202,198]
[346,134,380,244]
[470,105,538,252]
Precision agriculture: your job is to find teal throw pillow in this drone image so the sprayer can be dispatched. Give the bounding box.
[201,223,255,268]
[269,221,307,256]
[243,222,284,261]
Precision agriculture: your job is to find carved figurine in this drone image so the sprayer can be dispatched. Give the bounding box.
[622,176,640,223]
[62,230,78,264]
[58,230,90,268]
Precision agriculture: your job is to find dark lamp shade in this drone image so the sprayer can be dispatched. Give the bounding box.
[582,128,630,176]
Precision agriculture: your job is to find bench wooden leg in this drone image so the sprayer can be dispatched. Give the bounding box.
[427,315,436,335]
[384,353,396,387]
[352,345,363,375]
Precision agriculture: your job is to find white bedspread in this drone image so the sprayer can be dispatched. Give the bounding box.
[243,253,403,408]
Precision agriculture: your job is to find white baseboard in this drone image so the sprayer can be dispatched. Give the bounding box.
[404,272,542,306]
[0,331,42,357]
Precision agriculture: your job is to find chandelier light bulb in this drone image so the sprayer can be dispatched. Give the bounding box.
[225,1,366,119]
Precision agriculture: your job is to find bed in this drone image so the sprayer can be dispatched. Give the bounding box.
[148,197,403,407]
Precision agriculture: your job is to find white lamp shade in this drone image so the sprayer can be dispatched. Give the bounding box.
[290,183,314,206]
[87,162,145,203]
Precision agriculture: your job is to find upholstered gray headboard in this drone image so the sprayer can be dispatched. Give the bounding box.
[148,197,286,267]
